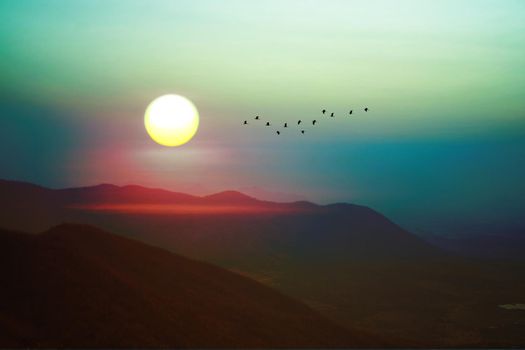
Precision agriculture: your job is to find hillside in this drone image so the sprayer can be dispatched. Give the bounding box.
[0,223,378,348]
[1,179,524,347]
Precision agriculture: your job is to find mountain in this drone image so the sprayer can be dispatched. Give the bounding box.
[1,179,524,347]
[0,223,379,348]
[427,231,525,261]
[0,179,438,259]
[203,190,260,203]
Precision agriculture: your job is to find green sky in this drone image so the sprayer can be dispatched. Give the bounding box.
[1,0,525,235]
[2,0,524,132]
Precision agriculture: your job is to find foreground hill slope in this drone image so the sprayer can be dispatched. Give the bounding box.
[0,224,376,348]
[1,180,524,347]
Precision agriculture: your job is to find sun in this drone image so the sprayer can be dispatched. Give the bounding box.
[144,94,199,147]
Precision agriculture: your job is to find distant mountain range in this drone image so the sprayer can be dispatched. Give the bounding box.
[427,231,525,261]
[1,179,524,347]
[0,179,439,260]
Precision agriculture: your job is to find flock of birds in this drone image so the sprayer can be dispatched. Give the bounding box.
[242,107,370,135]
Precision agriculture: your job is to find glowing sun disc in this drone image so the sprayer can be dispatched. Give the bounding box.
[144,94,199,147]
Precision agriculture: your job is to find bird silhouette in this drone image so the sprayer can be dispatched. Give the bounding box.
[276,131,280,135]
[364,107,369,112]
[349,110,353,115]
[330,112,334,117]
[266,122,271,126]
[298,120,302,125]
[301,130,305,134]
[243,120,248,125]
[255,116,260,120]
[284,122,288,128]
[313,120,317,125]
[322,109,326,114]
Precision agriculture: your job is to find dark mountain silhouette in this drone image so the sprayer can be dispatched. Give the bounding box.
[203,190,260,204]
[0,180,438,260]
[427,231,525,261]
[59,183,200,204]
[1,179,524,347]
[0,223,381,348]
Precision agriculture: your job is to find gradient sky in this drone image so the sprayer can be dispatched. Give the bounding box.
[1,0,524,236]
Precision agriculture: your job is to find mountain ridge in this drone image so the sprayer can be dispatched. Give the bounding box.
[7,178,525,346]
[0,223,383,348]
[0,179,320,207]
[0,178,440,260]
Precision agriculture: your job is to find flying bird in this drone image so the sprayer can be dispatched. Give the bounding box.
[364,107,369,112]
[313,120,317,125]
[243,120,248,125]
[330,112,334,117]
[255,116,260,120]
[322,109,326,114]
[298,120,302,125]
[301,130,305,134]
[276,131,280,135]
[266,122,271,126]
[284,123,288,128]
[349,110,353,115]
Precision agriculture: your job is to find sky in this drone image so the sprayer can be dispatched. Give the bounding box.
[1,0,525,236]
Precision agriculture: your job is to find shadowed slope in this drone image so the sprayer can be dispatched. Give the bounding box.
[0,223,380,348]
[2,180,524,347]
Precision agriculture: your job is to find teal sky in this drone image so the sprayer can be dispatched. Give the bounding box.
[1,0,525,236]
